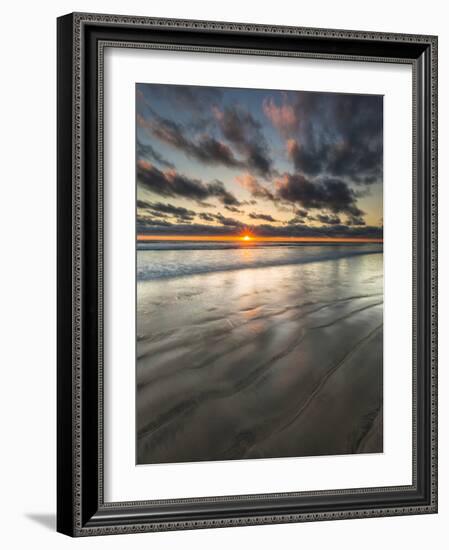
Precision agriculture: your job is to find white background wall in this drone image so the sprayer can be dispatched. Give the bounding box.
[0,1,446,547]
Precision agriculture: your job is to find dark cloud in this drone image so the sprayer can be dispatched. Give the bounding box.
[216,215,244,228]
[224,205,243,213]
[137,200,171,218]
[235,173,276,201]
[198,212,216,223]
[138,222,237,237]
[313,214,342,225]
[137,139,174,169]
[346,215,367,226]
[197,201,217,209]
[282,94,383,185]
[137,217,173,229]
[195,136,243,168]
[275,174,364,218]
[286,139,325,177]
[287,216,307,225]
[207,180,242,206]
[139,201,196,221]
[138,84,222,114]
[137,160,241,207]
[138,113,243,170]
[295,208,309,218]
[249,212,279,223]
[198,212,244,228]
[147,211,170,219]
[214,106,273,177]
[252,223,382,239]
[140,102,275,177]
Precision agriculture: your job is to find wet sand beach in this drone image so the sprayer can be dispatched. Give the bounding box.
[136,244,383,464]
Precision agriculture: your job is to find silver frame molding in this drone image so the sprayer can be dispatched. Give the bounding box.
[57,12,438,537]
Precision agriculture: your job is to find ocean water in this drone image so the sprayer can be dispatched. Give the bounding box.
[136,241,384,464]
[137,241,383,281]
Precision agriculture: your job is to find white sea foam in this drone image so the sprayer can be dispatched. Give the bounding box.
[137,242,383,281]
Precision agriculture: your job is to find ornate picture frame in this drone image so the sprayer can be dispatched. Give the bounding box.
[57,12,437,536]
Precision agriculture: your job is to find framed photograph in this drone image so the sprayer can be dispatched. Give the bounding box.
[57,12,438,536]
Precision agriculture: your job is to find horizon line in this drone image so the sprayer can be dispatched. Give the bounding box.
[137,235,383,243]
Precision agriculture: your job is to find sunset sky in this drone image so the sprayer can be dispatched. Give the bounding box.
[136,83,383,241]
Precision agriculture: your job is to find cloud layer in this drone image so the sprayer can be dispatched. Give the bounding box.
[137,160,241,206]
[275,174,364,218]
[280,94,383,185]
[136,83,383,238]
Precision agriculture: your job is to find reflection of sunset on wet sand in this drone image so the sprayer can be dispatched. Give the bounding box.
[136,243,383,464]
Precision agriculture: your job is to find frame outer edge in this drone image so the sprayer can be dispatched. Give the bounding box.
[57,13,77,537]
[71,11,436,44]
[59,12,438,536]
[429,35,438,513]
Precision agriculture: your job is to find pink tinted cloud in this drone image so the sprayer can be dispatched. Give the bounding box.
[235,173,275,201]
[137,158,153,170]
[286,138,299,158]
[211,105,224,122]
[262,97,298,136]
